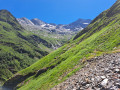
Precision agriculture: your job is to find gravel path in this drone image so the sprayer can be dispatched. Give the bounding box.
[52,53,120,90]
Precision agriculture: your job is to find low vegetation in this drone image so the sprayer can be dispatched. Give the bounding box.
[0,10,53,83]
[4,0,120,90]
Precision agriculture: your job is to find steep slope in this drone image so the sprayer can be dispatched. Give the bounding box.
[52,53,120,90]
[31,18,46,25]
[17,17,34,25]
[74,0,120,40]
[0,10,53,83]
[3,0,120,90]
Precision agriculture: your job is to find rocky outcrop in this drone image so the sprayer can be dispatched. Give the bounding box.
[52,53,120,90]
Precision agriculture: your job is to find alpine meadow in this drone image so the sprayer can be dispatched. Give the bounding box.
[1,0,120,90]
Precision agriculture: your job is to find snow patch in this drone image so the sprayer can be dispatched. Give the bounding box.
[83,23,89,24]
[41,24,46,27]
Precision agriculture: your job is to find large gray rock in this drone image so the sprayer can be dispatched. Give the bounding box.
[101,78,108,86]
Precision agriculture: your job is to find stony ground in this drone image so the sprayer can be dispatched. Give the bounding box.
[52,53,120,90]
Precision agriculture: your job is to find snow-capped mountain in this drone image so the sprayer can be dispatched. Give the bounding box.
[17,18,91,34]
[63,19,91,31]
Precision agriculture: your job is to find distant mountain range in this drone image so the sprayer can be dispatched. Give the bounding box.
[17,17,91,34]
[17,18,91,50]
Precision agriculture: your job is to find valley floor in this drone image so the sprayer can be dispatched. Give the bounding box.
[52,52,120,90]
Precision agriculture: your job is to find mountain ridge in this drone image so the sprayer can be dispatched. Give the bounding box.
[17,17,92,32]
[0,9,54,83]
[3,0,120,90]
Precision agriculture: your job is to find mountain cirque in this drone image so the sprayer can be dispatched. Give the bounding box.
[52,52,120,90]
[17,17,91,33]
[17,18,91,49]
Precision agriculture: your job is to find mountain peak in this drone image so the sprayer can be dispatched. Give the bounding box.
[0,9,10,13]
[76,18,92,23]
[20,17,29,20]
[0,9,16,21]
[0,9,23,30]
[17,17,34,25]
[63,19,92,31]
[32,18,40,20]
[31,18,46,25]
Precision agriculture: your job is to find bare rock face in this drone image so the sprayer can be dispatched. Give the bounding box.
[52,53,120,90]
[17,18,91,34]
[63,19,91,31]
[17,17,34,26]
[31,18,46,26]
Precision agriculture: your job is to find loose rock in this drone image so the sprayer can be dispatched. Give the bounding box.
[52,53,120,90]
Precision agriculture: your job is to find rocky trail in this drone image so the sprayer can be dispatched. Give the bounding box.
[52,53,120,90]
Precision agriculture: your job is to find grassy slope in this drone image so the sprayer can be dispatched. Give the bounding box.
[13,0,120,89]
[0,10,53,83]
[18,23,120,90]
[4,0,120,89]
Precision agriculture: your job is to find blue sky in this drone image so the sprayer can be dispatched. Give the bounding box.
[0,0,117,24]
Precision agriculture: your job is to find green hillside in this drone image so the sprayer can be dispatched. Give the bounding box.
[3,0,120,90]
[0,10,54,83]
